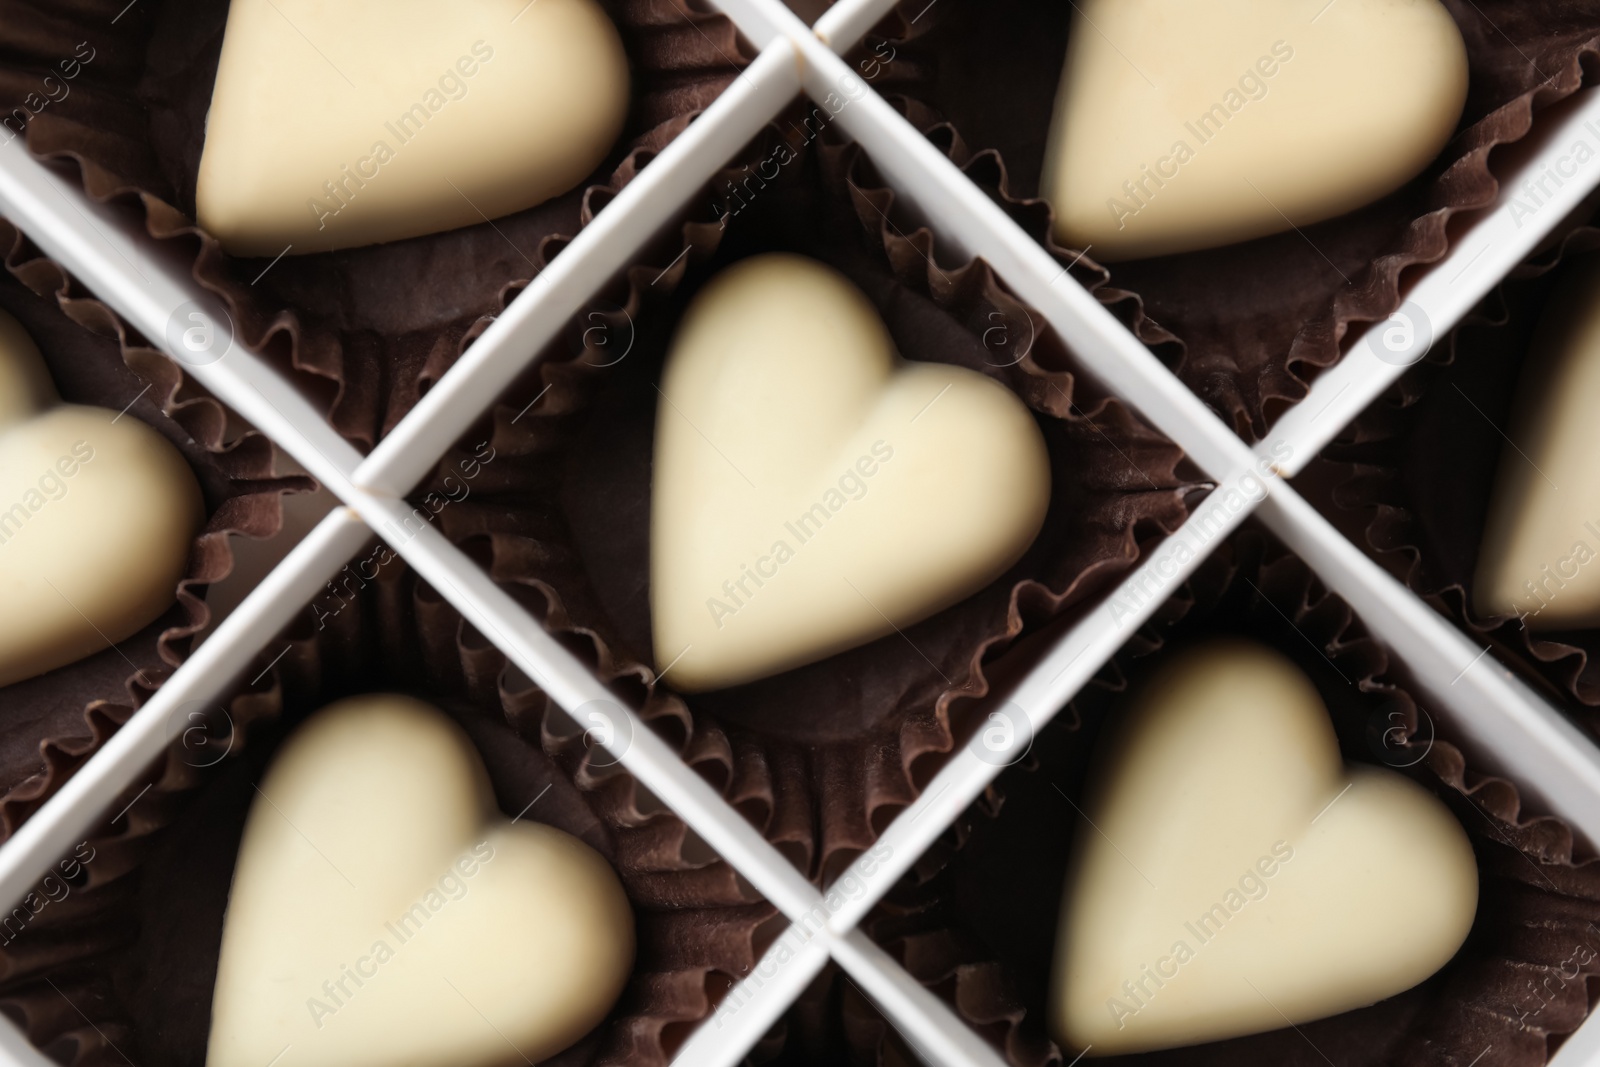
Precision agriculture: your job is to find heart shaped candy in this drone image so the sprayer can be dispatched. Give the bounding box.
[196,0,630,256]
[1041,0,1469,261]
[0,310,203,688]
[1476,257,1600,628]
[1051,641,1477,1054]
[207,695,635,1067]
[650,254,1052,692]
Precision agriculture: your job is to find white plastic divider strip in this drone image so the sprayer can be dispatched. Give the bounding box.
[0,508,374,910]
[671,932,836,1067]
[833,930,1013,1067]
[673,925,1017,1067]
[355,40,801,498]
[1263,86,1600,475]
[703,0,793,49]
[813,0,900,53]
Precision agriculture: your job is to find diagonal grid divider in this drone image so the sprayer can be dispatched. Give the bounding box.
[0,0,1598,1064]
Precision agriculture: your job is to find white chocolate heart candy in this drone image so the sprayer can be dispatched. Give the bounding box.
[650,254,1052,692]
[1041,0,1469,261]
[1476,257,1600,628]
[196,0,630,256]
[206,695,635,1067]
[0,311,203,688]
[1051,640,1477,1055]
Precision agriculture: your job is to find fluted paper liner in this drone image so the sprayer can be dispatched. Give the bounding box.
[862,528,1600,1067]
[849,0,1600,440]
[741,960,919,1065]
[0,219,309,839]
[1,0,754,447]
[414,115,1203,885]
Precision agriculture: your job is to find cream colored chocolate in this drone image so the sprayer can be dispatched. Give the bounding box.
[650,254,1051,692]
[0,311,203,688]
[1041,0,1468,261]
[1051,641,1477,1055]
[1476,258,1600,627]
[195,0,629,256]
[206,696,635,1067]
